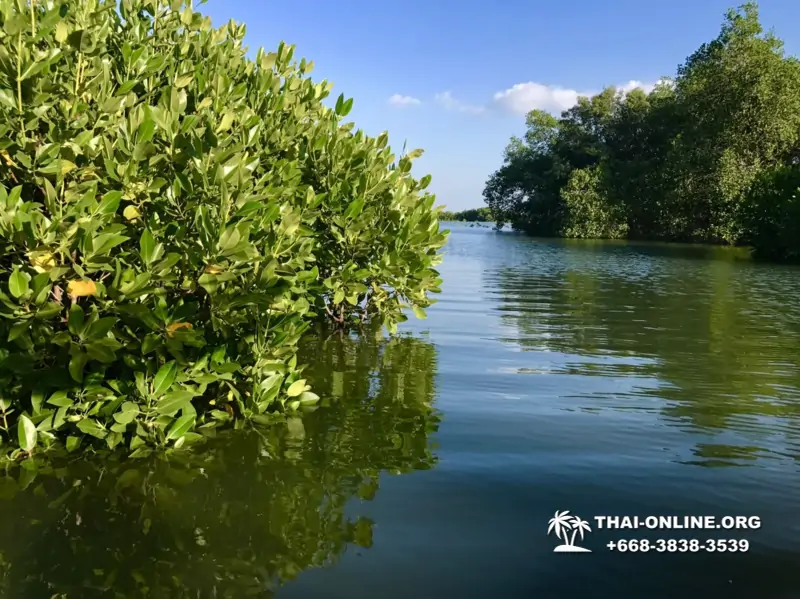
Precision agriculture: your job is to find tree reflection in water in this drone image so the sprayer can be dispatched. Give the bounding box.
[492,244,800,467]
[0,325,440,598]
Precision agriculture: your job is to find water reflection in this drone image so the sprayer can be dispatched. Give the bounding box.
[490,245,800,467]
[0,328,440,599]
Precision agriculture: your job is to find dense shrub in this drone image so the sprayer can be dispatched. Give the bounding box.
[0,0,446,457]
[560,166,628,239]
[741,166,800,261]
[484,3,800,257]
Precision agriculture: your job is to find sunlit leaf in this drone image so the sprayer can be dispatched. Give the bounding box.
[153,362,178,396]
[77,418,107,439]
[285,379,307,397]
[166,413,195,440]
[9,268,30,299]
[17,415,37,451]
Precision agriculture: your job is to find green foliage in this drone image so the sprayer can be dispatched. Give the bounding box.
[306,139,447,331]
[439,206,493,222]
[483,2,800,257]
[560,167,628,239]
[0,0,446,456]
[741,166,800,261]
[671,2,800,244]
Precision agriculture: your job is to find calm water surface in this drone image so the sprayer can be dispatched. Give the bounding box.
[2,222,800,598]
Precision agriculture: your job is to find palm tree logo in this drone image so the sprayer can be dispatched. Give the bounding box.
[547,510,592,552]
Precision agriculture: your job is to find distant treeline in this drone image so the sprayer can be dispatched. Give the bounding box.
[483,3,800,261]
[439,207,493,222]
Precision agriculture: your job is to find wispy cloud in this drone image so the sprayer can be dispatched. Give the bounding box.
[434,91,486,115]
[388,93,421,108]
[425,80,667,117]
[617,79,660,94]
[492,79,665,115]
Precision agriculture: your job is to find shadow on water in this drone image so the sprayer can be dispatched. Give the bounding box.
[0,326,440,599]
[525,236,757,262]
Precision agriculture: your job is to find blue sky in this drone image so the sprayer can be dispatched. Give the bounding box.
[200,0,800,211]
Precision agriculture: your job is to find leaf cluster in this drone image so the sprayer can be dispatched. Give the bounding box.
[0,0,446,456]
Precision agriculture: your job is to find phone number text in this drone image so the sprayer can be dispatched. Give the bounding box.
[607,539,749,553]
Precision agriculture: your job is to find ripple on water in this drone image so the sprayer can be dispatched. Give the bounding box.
[277,225,800,599]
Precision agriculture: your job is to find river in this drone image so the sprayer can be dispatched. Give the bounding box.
[1,222,799,598]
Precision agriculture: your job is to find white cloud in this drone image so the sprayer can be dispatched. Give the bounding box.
[388,94,421,108]
[492,79,665,115]
[493,83,583,115]
[618,79,658,94]
[428,79,669,117]
[434,91,486,115]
